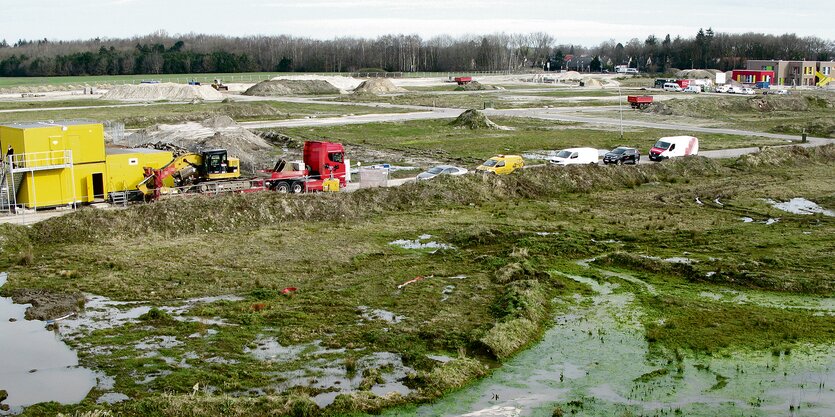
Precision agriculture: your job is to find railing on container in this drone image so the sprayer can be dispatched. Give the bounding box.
[9,150,73,171]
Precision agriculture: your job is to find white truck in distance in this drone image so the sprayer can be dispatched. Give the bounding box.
[648,136,699,161]
[549,147,599,165]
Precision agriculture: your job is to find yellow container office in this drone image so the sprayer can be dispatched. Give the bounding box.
[105,148,174,192]
[0,121,173,209]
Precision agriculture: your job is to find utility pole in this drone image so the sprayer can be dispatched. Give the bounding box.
[619,85,624,140]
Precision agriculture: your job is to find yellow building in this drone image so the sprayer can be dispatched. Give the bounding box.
[0,120,172,209]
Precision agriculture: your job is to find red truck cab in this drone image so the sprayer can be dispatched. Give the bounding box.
[266,141,347,193]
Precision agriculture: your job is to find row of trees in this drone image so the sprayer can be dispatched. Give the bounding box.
[0,30,832,77]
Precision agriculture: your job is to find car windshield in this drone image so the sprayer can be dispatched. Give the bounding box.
[427,167,444,174]
[611,148,627,154]
[482,159,499,167]
[654,141,671,150]
[555,150,572,158]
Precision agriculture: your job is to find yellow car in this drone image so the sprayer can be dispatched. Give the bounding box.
[476,155,525,175]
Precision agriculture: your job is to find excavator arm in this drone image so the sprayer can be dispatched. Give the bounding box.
[137,153,204,199]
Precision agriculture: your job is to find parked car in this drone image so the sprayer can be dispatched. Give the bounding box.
[726,85,743,94]
[663,82,683,92]
[549,147,599,165]
[715,85,730,93]
[648,136,699,161]
[603,147,640,165]
[741,87,755,95]
[417,165,468,180]
[476,155,524,175]
[683,85,701,93]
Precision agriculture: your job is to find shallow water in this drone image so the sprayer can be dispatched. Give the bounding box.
[766,198,835,217]
[0,273,97,413]
[381,269,835,417]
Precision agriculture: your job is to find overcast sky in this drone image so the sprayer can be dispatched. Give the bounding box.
[1,0,832,45]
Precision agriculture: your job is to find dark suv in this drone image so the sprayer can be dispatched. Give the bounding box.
[603,147,640,165]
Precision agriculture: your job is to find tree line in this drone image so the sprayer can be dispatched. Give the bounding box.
[0,30,832,77]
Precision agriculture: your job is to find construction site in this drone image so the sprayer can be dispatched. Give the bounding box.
[0,69,834,417]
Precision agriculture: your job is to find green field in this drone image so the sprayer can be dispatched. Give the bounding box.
[2,146,833,416]
[276,117,788,165]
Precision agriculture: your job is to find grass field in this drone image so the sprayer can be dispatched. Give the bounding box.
[2,146,833,416]
[275,117,789,165]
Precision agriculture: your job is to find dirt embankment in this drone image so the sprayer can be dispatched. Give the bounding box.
[645,95,834,115]
[454,81,500,91]
[243,80,340,96]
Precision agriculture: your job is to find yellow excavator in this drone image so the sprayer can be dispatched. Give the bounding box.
[137,149,242,200]
[815,71,833,88]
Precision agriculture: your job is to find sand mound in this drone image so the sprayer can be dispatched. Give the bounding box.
[450,109,511,130]
[271,75,363,93]
[102,83,224,101]
[243,80,340,96]
[455,81,501,91]
[581,78,603,87]
[675,69,720,79]
[128,115,272,172]
[353,78,407,94]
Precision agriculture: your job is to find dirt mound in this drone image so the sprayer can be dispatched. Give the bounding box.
[128,115,273,172]
[581,78,603,87]
[243,80,340,96]
[102,83,224,101]
[675,69,720,79]
[353,78,407,94]
[450,109,509,130]
[454,81,500,91]
[271,75,363,92]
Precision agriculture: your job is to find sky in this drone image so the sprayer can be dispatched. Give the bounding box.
[1,0,832,46]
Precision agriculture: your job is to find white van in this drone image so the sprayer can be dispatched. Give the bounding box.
[648,136,699,161]
[549,147,599,165]
[683,85,701,93]
[663,82,683,92]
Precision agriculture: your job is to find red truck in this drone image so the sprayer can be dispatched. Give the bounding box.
[454,76,473,85]
[627,95,653,109]
[263,141,348,193]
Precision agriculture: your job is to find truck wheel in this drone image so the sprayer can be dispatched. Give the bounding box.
[290,182,303,194]
[274,181,289,193]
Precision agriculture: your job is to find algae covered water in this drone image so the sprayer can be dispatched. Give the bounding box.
[384,271,835,417]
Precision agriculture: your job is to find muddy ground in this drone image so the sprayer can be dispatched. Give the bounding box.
[9,289,85,321]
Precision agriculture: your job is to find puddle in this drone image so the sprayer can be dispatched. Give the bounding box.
[389,235,454,252]
[575,259,657,295]
[96,392,129,404]
[0,273,97,413]
[441,285,456,302]
[741,216,781,225]
[358,306,405,324]
[53,293,242,340]
[274,351,415,408]
[766,198,835,217]
[245,337,344,362]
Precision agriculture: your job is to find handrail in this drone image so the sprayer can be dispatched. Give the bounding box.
[8,150,72,170]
